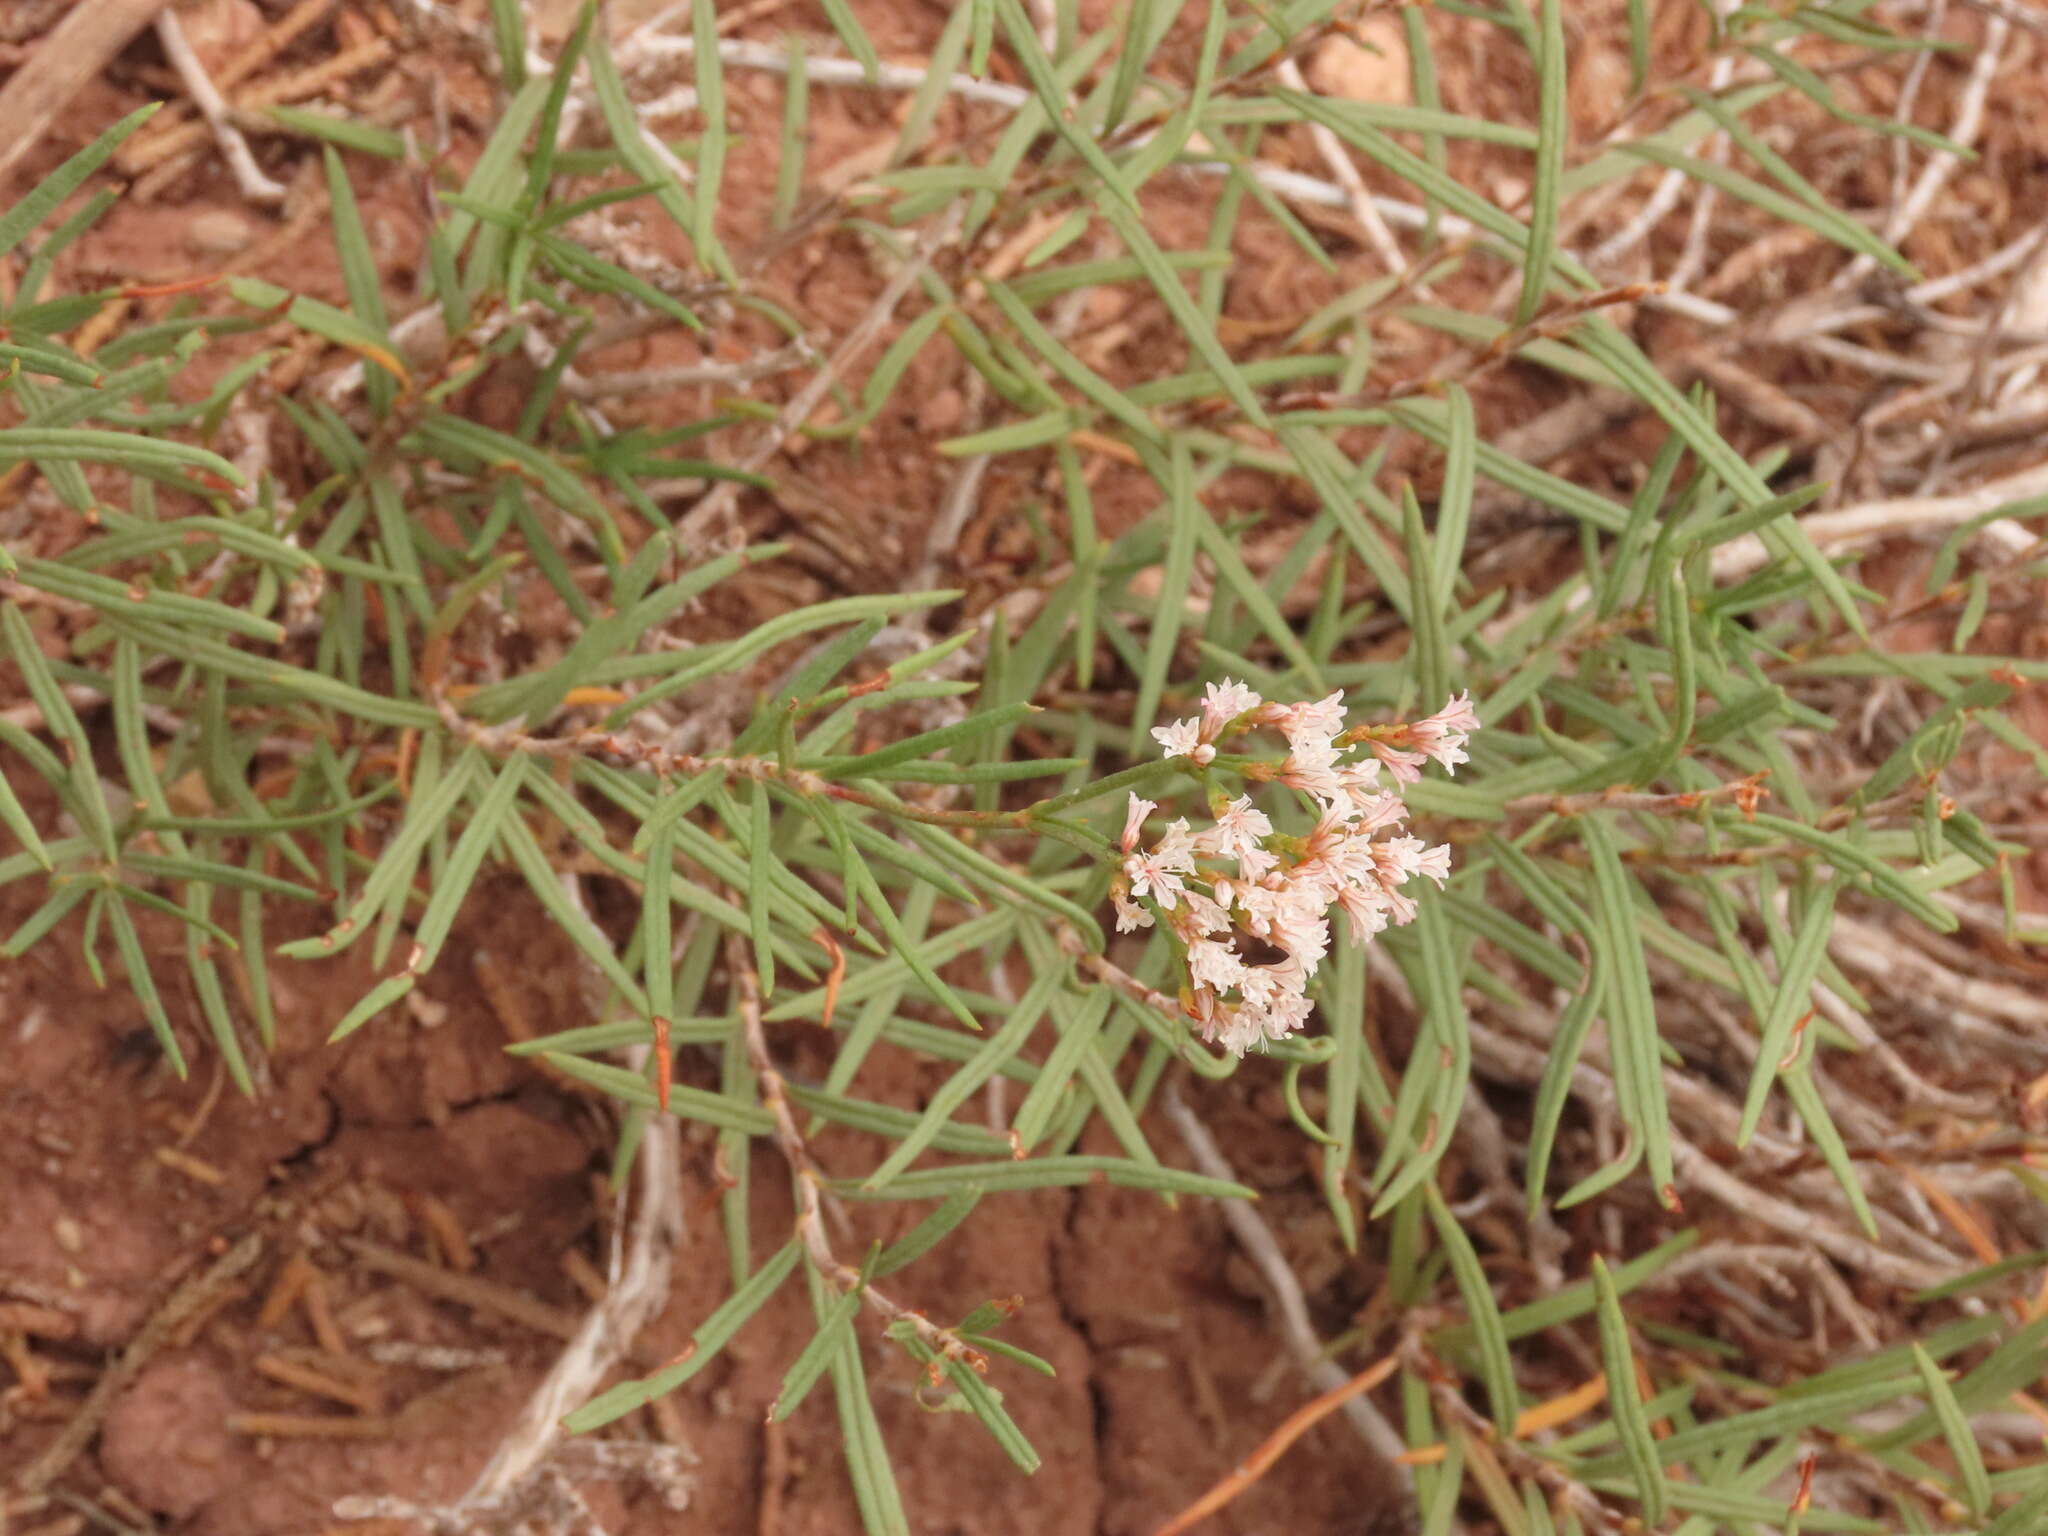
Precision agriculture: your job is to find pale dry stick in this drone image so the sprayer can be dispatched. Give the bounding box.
[331,876,691,1532]
[1957,0,2047,31]
[1907,216,2048,305]
[675,209,962,551]
[1668,162,1726,294]
[1805,980,1986,1118]
[1273,56,1407,277]
[154,6,288,207]
[115,0,339,172]
[724,932,983,1374]
[1466,1017,1963,1291]
[1799,333,1959,383]
[1159,1087,1414,1481]
[565,338,817,401]
[15,1233,264,1495]
[1836,13,2010,291]
[1709,454,2048,583]
[1394,1327,1621,1536]
[0,0,171,192]
[344,1238,581,1339]
[458,877,686,1509]
[1669,7,1743,292]
[1590,161,1695,274]
[1594,0,1739,279]
[1829,910,2048,1034]
[1448,974,1812,1166]
[1889,0,1947,217]
[1642,1242,1880,1349]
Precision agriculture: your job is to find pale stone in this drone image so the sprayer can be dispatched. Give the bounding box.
[1305,18,1411,105]
[175,0,264,77]
[184,208,254,255]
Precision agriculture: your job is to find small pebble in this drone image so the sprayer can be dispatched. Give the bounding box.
[185,210,254,256]
[1305,20,1410,105]
[53,1215,85,1254]
[919,386,965,434]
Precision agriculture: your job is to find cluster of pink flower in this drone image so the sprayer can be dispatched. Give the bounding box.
[1111,681,1478,1057]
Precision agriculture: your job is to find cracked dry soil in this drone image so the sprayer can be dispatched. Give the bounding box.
[1,862,1407,1536]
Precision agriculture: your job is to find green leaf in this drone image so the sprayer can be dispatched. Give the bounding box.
[819,1265,910,1536]
[1426,1183,1517,1430]
[1909,1342,1991,1518]
[873,1189,985,1279]
[894,1325,1041,1473]
[862,961,1065,1189]
[268,106,406,159]
[1736,876,1838,1146]
[836,1155,1249,1201]
[772,1268,861,1424]
[1580,817,1676,1202]
[564,1240,803,1432]
[1592,1256,1666,1524]
[105,892,186,1077]
[1517,0,1567,325]
[0,106,158,263]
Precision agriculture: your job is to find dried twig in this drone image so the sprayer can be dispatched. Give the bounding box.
[342,1239,581,1340]
[1150,1351,1402,1536]
[1272,56,1407,275]
[727,931,983,1376]
[1838,14,2011,289]
[1159,1084,1414,1482]
[675,210,962,550]
[1710,457,2048,583]
[153,8,289,205]
[15,1232,264,1495]
[0,0,171,194]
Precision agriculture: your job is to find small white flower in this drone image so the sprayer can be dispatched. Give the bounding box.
[1344,782,1407,831]
[1369,742,1428,784]
[1197,796,1273,862]
[1334,882,1390,945]
[1411,842,1453,888]
[1151,717,1214,765]
[1209,1004,1266,1057]
[1424,737,1469,774]
[1260,989,1314,1040]
[1200,679,1261,740]
[1419,690,1479,738]
[1266,690,1345,743]
[1178,888,1230,938]
[1154,818,1200,869]
[1234,881,1293,939]
[1380,884,1418,927]
[1188,937,1248,993]
[1120,795,1155,853]
[1276,752,1342,805]
[1123,850,1186,909]
[1283,720,1341,768]
[1371,835,1428,887]
[1113,891,1153,933]
[1238,845,1281,884]
[1409,692,1477,773]
[1268,906,1331,977]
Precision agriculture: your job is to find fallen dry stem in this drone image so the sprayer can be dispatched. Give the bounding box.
[1160,1082,1411,1474]
[15,1231,264,1496]
[342,1237,580,1340]
[726,932,983,1377]
[1150,1352,1401,1536]
[153,8,287,205]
